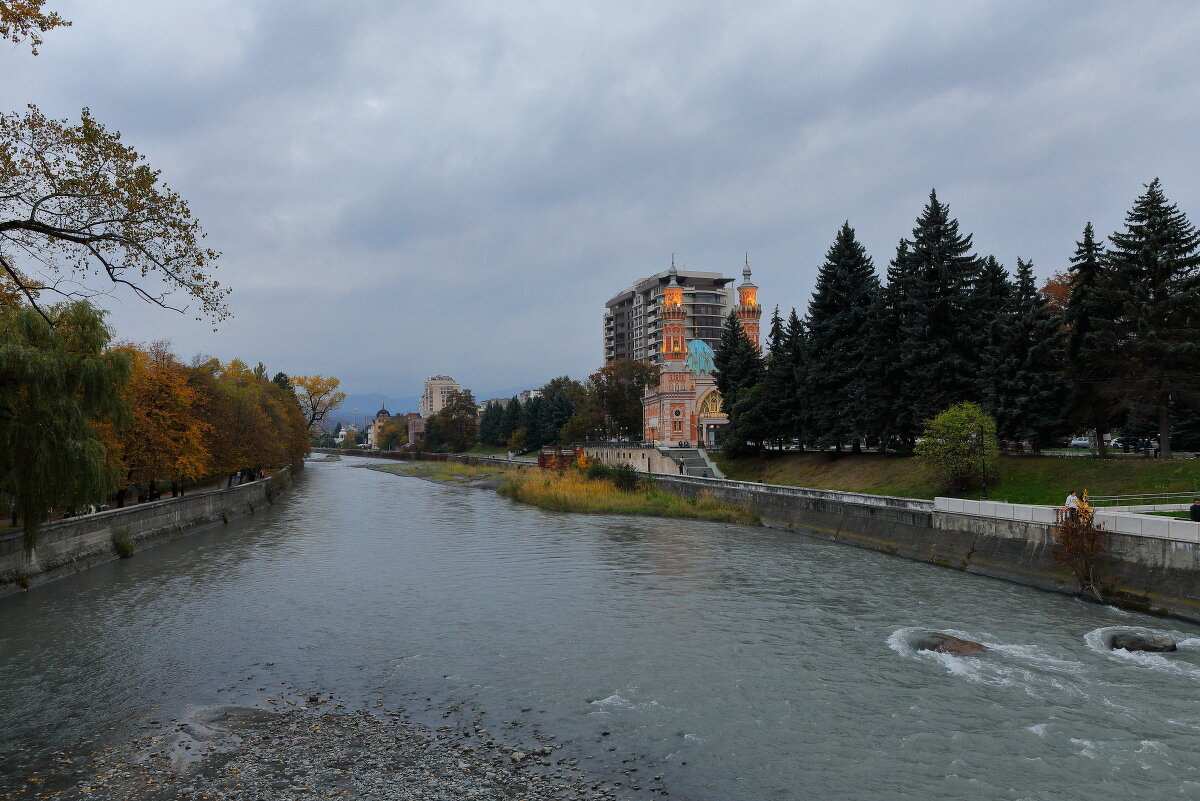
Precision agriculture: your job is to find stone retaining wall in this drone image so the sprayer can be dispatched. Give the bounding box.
[0,470,292,597]
[650,473,1200,622]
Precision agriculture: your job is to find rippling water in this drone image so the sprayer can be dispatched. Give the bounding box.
[3,457,1200,799]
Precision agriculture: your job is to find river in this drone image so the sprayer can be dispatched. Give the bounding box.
[3,457,1200,800]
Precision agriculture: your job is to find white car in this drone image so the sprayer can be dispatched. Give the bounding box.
[1069,436,1092,448]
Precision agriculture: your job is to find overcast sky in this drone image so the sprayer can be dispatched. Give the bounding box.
[5,1,1199,401]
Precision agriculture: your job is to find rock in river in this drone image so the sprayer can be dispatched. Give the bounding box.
[914,632,988,656]
[1108,631,1177,652]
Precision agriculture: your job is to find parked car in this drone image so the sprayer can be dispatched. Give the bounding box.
[1069,436,1092,448]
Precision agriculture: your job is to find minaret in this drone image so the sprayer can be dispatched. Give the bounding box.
[661,259,687,362]
[736,253,762,349]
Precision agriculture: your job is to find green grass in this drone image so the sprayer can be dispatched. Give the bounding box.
[713,451,1200,505]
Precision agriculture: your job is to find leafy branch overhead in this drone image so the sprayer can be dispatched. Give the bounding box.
[0,0,70,55]
[0,105,227,325]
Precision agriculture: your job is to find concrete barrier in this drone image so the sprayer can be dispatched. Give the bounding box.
[650,473,1200,622]
[0,469,292,596]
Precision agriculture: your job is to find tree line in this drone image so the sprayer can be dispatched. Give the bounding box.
[716,180,1200,458]
[1,300,311,549]
[471,361,659,453]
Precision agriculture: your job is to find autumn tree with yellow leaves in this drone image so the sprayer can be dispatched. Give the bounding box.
[293,374,347,433]
[114,342,211,490]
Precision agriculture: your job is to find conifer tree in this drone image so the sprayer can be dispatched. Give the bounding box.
[522,396,545,449]
[539,381,576,445]
[981,259,1067,450]
[870,192,985,449]
[714,312,764,454]
[761,306,790,448]
[1064,222,1112,454]
[867,243,912,449]
[1091,179,1200,457]
[499,396,522,443]
[805,222,881,451]
[892,190,985,432]
[781,309,809,448]
[478,401,503,445]
[973,256,1014,428]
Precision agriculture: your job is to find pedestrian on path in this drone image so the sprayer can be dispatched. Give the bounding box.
[1189,498,1200,523]
[1064,490,1080,521]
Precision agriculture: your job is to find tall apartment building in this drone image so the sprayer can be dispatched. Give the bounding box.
[418,375,461,416]
[603,262,736,365]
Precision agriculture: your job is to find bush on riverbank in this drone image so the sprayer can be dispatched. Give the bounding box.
[498,467,758,525]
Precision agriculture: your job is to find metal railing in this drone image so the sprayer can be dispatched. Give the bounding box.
[1089,491,1197,508]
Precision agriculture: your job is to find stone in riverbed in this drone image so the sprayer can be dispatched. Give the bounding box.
[913,632,987,656]
[1108,631,1177,652]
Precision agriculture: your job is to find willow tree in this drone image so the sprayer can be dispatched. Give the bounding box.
[0,301,130,549]
[0,105,226,325]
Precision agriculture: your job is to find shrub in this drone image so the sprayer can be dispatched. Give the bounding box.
[610,464,640,492]
[914,402,998,494]
[1052,491,1107,600]
[112,527,134,558]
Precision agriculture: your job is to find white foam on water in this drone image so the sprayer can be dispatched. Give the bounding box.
[888,627,1089,699]
[1083,627,1200,678]
[587,686,668,717]
[590,693,634,710]
[1026,723,1049,737]
[1069,737,1099,759]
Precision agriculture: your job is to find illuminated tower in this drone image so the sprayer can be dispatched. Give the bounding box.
[661,261,687,362]
[736,254,761,349]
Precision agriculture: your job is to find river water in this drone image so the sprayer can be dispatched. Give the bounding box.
[3,457,1200,799]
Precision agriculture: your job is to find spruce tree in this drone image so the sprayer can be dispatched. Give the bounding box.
[539,385,575,445]
[761,306,791,449]
[499,396,522,443]
[868,241,912,449]
[981,259,1067,450]
[714,311,764,454]
[973,256,1015,429]
[804,222,881,451]
[781,309,809,448]
[1092,179,1200,456]
[522,395,545,449]
[893,189,985,432]
[479,401,503,445]
[1064,222,1112,454]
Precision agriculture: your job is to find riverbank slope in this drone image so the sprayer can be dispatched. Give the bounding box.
[714,452,1200,504]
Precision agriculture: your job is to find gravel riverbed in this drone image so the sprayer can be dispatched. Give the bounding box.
[3,696,663,801]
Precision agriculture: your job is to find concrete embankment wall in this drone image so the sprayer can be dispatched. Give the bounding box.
[649,474,1200,622]
[0,471,292,597]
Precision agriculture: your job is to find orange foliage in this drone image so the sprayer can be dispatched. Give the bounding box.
[1040,270,1070,316]
[0,0,70,54]
[116,342,211,485]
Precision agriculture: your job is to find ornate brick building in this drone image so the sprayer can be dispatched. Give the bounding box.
[642,260,761,447]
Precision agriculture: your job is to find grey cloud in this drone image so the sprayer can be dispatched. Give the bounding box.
[3,0,1199,399]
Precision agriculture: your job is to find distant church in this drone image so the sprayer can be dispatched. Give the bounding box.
[642,259,761,447]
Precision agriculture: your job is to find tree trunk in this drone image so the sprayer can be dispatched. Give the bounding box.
[1160,404,1172,459]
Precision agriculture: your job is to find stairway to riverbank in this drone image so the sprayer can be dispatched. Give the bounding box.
[659,448,723,478]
